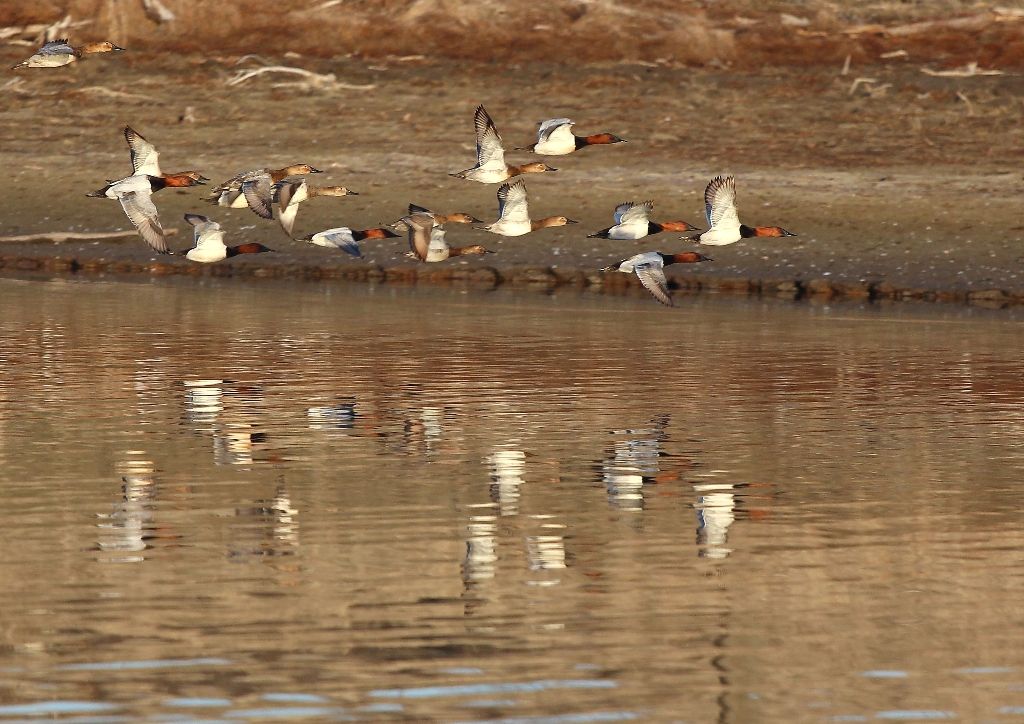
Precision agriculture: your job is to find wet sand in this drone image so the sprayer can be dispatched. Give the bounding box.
[2,55,1023,305]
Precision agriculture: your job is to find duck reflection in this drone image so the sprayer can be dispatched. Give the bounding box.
[526,517,567,572]
[182,380,271,467]
[229,482,300,557]
[694,483,737,560]
[462,506,498,585]
[183,379,224,430]
[307,399,356,431]
[96,454,158,563]
[600,415,671,511]
[487,447,526,516]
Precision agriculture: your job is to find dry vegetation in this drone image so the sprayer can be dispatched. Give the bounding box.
[4,0,1024,67]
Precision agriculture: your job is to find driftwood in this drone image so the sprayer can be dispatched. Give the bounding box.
[844,11,1024,37]
[921,62,1005,78]
[225,65,375,91]
[0,229,179,243]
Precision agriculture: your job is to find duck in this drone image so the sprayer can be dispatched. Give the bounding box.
[450,105,557,183]
[273,180,357,238]
[479,180,577,237]
[517,118,626,156]
[406,203,482,226]
[690,175,796,246]
[123,126,209,186]
[403,212,494,263]
[183,214,274,262]
[86,175,175,254]
[602,251,712,306]
[206,164,322,219]
[587,200,700,240]
[11,39,123,69]
[300,226,398,258]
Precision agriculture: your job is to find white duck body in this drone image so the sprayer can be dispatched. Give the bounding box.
[531,118,576,156]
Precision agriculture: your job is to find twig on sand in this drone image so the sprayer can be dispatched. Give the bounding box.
[921,62,1004,78]
[840,54,851,76]
[225,65,375,91]
[956,91,976,116]
[74,86,159,101]
[0,229,179,243]
[848,77,877,95]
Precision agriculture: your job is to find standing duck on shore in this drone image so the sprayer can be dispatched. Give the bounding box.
[404,212,494,262]
[450,105,557,183]
[479,180,577,237]
[206,164,322,219]
[183,214,274,262]
[690,175,796,246]
[517,118,626,156]
[273,180,357,238]
[588,200,700,240]
[602,251,712,306]
[11,39,123,69]
[123,126,209,186]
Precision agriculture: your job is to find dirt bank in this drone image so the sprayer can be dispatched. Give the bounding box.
[1,51,1023,307]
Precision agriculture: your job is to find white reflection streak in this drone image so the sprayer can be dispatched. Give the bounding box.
[97,455,156,563]
[184,380,224,431]
[463,507,498,584]
[602,435,662,511]
[488,448,526,516]
[421,407,444,452]
[526,522,567,572]
[694,483,736,559]
[307,402,356,431]
[272,486,299,546]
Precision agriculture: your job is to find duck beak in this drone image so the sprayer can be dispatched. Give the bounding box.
[112,45,125,52]
[346,190,359,196]
[309,167,323,174]
[468,216,484,223]
[565,218,579,224]
[782,229,797,237]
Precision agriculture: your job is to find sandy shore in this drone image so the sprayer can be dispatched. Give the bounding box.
[2,55,1023,307]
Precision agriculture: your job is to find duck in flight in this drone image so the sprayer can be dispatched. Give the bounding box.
[690,175,796,246]
[450,105,557,183]
[602,251,712,306]
[123,126,209,187]
[478,180,577,237]
[206,164,322,219]
[587,200,700,240]
[273,180,357,238]
[518,118,626,156]
[403,212,494,262]
[11,39,123,69]
[300,226,398,258]
[183,214,274,262]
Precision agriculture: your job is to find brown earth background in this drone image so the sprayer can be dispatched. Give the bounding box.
[2,1,1024,306]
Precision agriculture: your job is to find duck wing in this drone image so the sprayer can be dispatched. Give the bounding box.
[496,180,530,224]
[704,175,739,230]
[537,118,573,143]
[474,105,505,171]
[123,126,161,176]
[404,212,436,261]
[317,228,362,258]
[633,258,673,306]
[614,200,653,225]
[241,176,274,219]
[274,180,306,236]
[119,190,170,254]
[184,213,225,248]
[39,39,75,55]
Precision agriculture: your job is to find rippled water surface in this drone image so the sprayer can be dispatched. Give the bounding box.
[1,277,1022,722]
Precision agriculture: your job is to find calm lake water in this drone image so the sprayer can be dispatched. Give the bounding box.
[0,276,1022,722]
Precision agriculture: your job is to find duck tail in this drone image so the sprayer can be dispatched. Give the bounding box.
[10,60,27,70]
[448,171,467,179]
[587,228,612,239]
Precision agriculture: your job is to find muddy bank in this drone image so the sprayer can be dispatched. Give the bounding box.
[1,56,1023,307]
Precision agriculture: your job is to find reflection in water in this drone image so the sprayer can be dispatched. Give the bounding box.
[2,279,1024,722]
[488,448,526,516]
[96,454,158,563]
[600,416,670,511]
[694,483,737,560]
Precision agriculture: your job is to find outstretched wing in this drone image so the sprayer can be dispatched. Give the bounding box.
[320,229,362,258]
[614,200,653,225]
[119,190,170,254]
[633,259,672,306]
[404,212,436,261]
[241,176,274,219]
[274,180,306,236]
[38,39,75,55]
[123,126,161,176]
[184,213,224,249]
[474,105,505,171]
[704,175,739,230]
[496,180,530,224]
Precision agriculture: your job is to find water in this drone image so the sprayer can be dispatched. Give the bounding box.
[0,276,1022,722]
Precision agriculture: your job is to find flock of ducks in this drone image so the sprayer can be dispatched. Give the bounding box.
[13,38,797,306]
